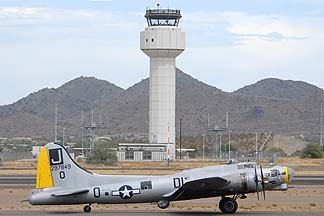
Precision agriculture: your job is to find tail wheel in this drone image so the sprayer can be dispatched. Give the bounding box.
[157,200,170,209]
[83,205,91,213]
[219,197,238,214]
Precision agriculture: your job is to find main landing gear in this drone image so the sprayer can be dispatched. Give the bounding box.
[219,197,237,214]
[157,200,170,209]
[219,194,245,214]
[83,204,91,213]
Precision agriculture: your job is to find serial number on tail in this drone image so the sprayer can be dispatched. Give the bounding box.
[51,164,71,171]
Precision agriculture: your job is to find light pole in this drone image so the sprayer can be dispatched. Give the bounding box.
[321,103,323,146]
[54,103,58,142]
[255,132,258,160]
[62,128,65,145]
[202,131,205,160]
[179,118,182,160]
[228,130,231,161]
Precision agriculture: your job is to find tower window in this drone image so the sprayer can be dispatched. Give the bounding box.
[146,38,148,42]
[151,38,154,42]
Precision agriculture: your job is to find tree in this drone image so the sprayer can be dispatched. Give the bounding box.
[301,143,323,158]
[86,142,117,165]
[265,147,287,157]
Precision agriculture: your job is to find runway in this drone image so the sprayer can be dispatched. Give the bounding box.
[1,210,323,216]
[0,175,323,186]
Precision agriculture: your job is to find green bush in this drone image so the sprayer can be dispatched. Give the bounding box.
[86,142,117,165]
[301,143,323,158]
[265,147,287,157]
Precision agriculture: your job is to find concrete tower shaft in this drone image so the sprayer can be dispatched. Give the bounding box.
[140,9,185,160]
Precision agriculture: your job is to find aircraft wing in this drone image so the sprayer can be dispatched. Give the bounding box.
[51,188,89,197]
[163,177,230,201]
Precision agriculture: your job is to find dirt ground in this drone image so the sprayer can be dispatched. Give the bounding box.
[0,185,324,212]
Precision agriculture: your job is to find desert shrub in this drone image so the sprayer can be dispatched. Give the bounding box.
[86,142,117,165]
[265,147,287,157]
[301,143,323,158]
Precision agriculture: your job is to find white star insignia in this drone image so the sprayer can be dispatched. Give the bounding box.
[120,187,132,198]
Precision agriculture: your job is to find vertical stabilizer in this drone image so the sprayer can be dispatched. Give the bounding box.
[36,147,54,189]
[45,143,93,188]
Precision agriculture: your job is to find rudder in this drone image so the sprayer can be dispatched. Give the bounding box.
[36,147,53,189]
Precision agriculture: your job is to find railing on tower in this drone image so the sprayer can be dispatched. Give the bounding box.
[145,9,182,27]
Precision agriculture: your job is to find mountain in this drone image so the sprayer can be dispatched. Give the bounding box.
[235,78,324,101]
[0,71,323,143]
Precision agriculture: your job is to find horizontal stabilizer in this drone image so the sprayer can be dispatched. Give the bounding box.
[164,177,230,201]
[51,188,89,197]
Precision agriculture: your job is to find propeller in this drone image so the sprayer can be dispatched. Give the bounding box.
[260,165,266,200]
[254,166,259,200]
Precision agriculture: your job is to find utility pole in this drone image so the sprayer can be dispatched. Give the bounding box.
[202,131,205,160]
[219,133,222,159]
[210,127,225,159]
[167,123,170,166]
[321,103,323,147]
[228,130,231,161]
[179,118,182,160]
[62,128,65,145]
[90,109,94,156]
[255,132,258,160]
[54,103,58,142]
[226,111,230,160]
[84,109,100,157]
[81,111,84,155]
[207,113,210,129]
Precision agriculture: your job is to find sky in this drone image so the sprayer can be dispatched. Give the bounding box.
[0,0,324,105]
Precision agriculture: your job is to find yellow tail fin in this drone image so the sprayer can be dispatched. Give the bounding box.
[36,147,54,189]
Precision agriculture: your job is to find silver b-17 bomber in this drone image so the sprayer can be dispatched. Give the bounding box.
[28,143,294,214]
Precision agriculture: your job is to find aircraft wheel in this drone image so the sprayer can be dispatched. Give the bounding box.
[83,205,91,213]
[157,200,170,209]
[219,197,238,214]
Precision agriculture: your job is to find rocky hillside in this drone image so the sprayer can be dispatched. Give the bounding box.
[0,70,323,142]
[235,78,324,101]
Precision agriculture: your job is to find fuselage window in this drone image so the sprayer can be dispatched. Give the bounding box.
[93,187,100,198]
[140,181,152,190]
[270,170,278,177]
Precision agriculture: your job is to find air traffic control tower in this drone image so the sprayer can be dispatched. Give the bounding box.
[140,8,185,160]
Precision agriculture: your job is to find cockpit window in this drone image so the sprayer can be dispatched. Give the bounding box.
[270,170,278,177]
